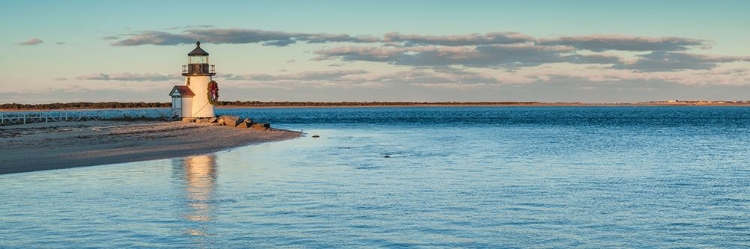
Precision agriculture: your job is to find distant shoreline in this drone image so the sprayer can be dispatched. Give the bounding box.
[2,101,750,111]
[217,102,750,108]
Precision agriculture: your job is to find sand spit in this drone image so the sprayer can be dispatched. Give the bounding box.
[0,120,301,174]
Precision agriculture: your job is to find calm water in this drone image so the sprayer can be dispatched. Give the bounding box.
[2,106,750,248]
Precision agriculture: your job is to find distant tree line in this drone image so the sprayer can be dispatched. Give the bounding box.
[216,101,540,107]
[6,100,750,110]
[1,101,542,110]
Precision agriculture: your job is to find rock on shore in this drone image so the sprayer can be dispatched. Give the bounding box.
[183,115,271,131]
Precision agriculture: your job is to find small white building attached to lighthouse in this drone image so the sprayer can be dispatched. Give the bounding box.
[170,41,219,118]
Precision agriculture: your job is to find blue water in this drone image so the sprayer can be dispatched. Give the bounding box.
[2,106,750,248]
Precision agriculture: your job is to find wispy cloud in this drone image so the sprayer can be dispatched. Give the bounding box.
[75,73,181,81]
[111,31,195,46]
[384,32,534,46]
[111,28,380,47]
[220,68,503,89]
[53,77,68,81]
[220,70,369,82]
[313,44,621,69]
[612,51,750,72]
[539,35,709,52]
[19,38,43,46]
[362,69,502,86]
[166,25,215,30]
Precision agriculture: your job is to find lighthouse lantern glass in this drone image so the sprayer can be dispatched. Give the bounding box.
[189,55,208,64]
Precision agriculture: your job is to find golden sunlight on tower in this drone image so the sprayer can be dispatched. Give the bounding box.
[169,41,219,118]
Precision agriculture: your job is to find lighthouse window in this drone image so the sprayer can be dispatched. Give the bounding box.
[189,56,208,64]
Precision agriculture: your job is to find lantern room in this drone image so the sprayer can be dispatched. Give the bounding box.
[182,41,216,76]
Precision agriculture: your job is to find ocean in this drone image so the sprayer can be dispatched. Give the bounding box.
[1,106,749,248]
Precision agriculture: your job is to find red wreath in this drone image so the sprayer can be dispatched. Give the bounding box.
[207,80,219,105]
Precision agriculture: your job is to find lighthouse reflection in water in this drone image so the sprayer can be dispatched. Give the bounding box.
[173,155,217,238]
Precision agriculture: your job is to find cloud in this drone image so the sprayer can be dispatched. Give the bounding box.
[698,68,750,76]
[167,25,216,30]
[384,32,535,46]
[75,72,181,81]
[55,42,65,45]
[564,54,622,64]
[218,68,506,90]
[263,39,296,47]
[301,34,379,44]
[111,31,196,46]
[220,70,369,82]
[314,44,622,68]
[613,51,750,72]
[313,46,407,62]
[314,34,742,72]
[110,28,720,57]
[107,27,749,80]
[365,69,502,86]
[520,61,750,85]
[539,35,709,52]
[54,77,68,81]
[403,45,563,68]
[111,28,380,47]
[503,75,750,102]
[20,38,43,46]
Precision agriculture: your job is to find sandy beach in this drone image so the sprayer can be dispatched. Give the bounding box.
[0,120,301,174]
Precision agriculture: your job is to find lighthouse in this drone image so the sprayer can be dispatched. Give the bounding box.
[169,41,219,118]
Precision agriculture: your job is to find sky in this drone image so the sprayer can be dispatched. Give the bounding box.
[2,0,750,104]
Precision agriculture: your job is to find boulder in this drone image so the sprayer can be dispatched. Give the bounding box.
[250,123,269,131]
[219,115,241,127]
[208,117,218,123]
[243,118,253,124]
[236,121,250,129]
[182,118,195,123]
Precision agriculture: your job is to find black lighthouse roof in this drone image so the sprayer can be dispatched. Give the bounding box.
[188,41,209,56]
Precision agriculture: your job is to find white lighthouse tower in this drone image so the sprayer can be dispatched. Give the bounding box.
[169,41,218,118]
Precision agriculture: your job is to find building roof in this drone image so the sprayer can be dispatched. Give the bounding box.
[188,41,209,56]
[169,86,195,97]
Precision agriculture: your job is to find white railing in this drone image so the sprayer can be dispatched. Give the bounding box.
[0,108,180,126]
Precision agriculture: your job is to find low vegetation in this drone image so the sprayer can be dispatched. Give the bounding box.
[4,100,747,110]
[217,101,540,107]
[1,101,540,110]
